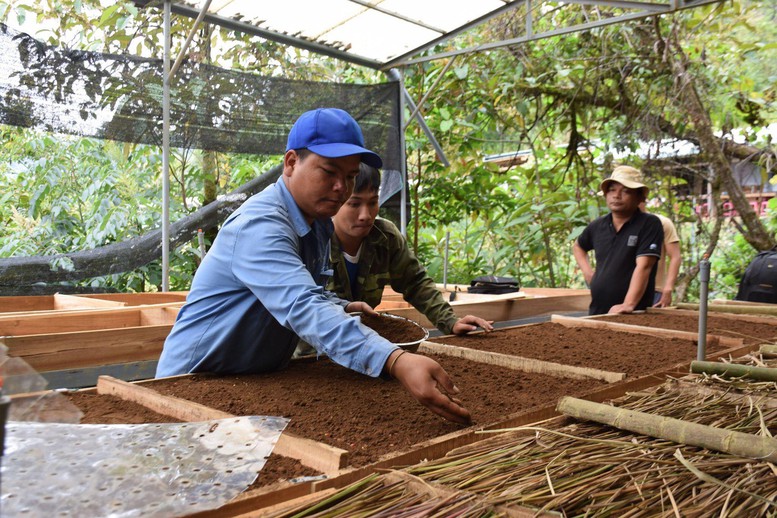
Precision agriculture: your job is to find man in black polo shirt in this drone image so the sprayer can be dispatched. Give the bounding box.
[573,166,663,315]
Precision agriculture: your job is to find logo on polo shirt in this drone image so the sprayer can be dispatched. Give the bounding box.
[628,235,638,246]
[649,243,658,250]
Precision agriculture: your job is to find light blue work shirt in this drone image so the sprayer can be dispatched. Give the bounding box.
[155,176,397,378]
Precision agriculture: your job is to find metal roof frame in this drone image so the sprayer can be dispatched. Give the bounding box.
[140,0,725,71]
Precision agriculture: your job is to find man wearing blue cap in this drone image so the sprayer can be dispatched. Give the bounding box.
[156,108,471,425]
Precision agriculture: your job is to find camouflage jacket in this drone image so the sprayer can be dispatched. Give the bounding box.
[328,218,458,335]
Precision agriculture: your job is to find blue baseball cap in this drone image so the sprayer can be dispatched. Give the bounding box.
[286,108,383,168]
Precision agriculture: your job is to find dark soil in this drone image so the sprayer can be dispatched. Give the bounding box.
[596,313,777,346]
[146,354,603,469]
[360,312,426,343]
[430,322,724,377]
[67,391,183,424]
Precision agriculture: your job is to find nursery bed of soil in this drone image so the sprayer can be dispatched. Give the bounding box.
[65,391,320,488]
[362,312,427,343]
[147,354,603,468]
[429,322,724,377]
[596,312,777,346]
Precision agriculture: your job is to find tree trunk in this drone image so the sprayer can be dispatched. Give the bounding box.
[662,21,775,252]
[0,165,282,288]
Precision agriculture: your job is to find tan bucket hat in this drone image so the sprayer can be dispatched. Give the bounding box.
[599,165,648,195]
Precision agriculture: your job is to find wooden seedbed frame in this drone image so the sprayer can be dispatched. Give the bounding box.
[4,300,773,515]
[0,288,588,375]
[0,292,187,315]
[58,325,756,515]
[0,304,181,371]
[377,288,590,328]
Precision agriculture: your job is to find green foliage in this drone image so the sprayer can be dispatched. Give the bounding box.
[0,0,774,300]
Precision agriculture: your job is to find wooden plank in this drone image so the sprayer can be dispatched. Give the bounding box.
[0,295,56,313]
[384,293,590,329]
[0,325,172,370]
[99,375,349,475]
[550,314,744,348]
[187,485,329,518]
[0,302,183,336]
[0,293,186,316]
[138,306,180,326]
[711,298,775,306]
[97,374,233,420]
[648,306,777,326]
[79,292,189,305]
[677,302,777,316]
[53,293,126,310]
[419,340,625,383]
[273,433,349,475]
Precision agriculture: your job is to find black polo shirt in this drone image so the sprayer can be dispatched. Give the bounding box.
[578,211,663,315]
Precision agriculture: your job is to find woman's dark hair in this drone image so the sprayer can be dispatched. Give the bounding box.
[354,163,381,194]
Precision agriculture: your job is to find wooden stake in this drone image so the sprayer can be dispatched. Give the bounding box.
[677,303,777,316]
[689,361,777,382]
[648,307,777,326]
[419,340,625,382]
[557,396,777,462]
[551,314,744,349]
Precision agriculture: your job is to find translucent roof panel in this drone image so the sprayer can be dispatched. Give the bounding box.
[161,0,725,69]
[171,0,513,68]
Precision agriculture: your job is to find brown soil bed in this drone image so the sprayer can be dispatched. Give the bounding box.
[429,322,725,377]
[67,391,184,424]
[64,391,320,488]
[146,354,603,468]
[596,312,777,346]
[361,312,426,343]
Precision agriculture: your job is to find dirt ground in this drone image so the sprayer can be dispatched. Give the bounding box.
[145,354,603,470]
[596,312,777,346]
[430,322,725,377]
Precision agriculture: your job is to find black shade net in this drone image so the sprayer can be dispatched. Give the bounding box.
[0,23,402,172]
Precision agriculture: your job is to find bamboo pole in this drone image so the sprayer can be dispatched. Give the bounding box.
[677,303,777,316]
[760,344,777,358]
[690,361,777,382]
[556,396,777,462]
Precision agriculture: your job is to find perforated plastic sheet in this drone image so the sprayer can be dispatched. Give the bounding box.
[1,416,288,517]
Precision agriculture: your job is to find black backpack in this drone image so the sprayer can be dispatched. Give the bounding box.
[468,275,520,294]
[736,248,777,303]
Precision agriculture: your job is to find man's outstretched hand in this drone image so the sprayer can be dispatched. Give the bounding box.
[452,315,494,335]
[387,350,472,425]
